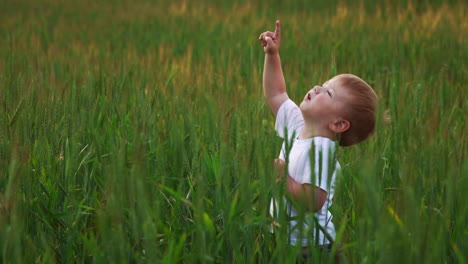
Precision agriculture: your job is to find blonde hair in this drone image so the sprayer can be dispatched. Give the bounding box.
[337,74,378,147]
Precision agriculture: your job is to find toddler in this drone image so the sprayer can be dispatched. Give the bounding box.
[259,20,378,258]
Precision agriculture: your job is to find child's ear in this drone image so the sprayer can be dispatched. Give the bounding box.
[329,120,350,133]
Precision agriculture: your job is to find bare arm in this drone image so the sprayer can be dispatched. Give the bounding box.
[274,159,327,212]
[259,21,289,117]
[287,177,327,212]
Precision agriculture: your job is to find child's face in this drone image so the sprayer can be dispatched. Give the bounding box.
[299,76,351,125]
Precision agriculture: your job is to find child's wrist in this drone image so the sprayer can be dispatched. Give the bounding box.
[266,52,279,57]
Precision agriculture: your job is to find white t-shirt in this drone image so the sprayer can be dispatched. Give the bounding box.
[271,99,340,246]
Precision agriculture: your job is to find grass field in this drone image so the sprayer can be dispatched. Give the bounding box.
[0,0,467,263]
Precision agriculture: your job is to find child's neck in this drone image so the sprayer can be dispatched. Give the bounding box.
[298,121,337,141]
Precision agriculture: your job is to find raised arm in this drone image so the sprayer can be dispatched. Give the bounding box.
[259,20,289,117]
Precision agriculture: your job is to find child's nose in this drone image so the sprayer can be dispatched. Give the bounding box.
[313,86,321,94]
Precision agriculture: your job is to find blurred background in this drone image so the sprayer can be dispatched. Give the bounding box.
[0,0,466,263]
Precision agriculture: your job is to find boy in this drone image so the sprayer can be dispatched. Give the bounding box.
[259,20,378,259]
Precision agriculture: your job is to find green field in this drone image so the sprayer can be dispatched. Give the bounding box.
[0,0,466,263]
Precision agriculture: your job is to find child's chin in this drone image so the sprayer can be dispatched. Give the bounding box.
[299,105,316,119]
[299,101,306,109]
[299,103,308,114]
[299,102,310,111]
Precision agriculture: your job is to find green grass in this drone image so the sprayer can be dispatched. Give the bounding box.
[0,0,466,263]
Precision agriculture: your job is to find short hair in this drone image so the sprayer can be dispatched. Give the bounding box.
[337,74,378,147]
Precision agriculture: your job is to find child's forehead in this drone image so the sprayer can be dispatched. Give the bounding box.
[323,76,343,86]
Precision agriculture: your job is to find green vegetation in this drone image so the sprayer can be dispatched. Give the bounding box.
[0,0,466,263]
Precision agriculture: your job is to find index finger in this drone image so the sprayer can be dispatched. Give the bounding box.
[274,20,281,39]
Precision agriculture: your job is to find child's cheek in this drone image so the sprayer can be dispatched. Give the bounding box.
[315,96,327,105]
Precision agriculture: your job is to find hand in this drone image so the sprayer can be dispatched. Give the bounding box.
[273,158,286,182]
[258,20,281,55]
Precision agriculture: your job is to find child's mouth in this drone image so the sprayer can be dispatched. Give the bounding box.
[307,93,311,100]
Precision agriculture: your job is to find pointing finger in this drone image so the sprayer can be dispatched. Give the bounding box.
[275,20,281,39]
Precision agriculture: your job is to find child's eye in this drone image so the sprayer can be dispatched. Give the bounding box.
[327,90,332,97]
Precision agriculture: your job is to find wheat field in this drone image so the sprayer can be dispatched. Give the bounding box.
[0,0,466,263]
